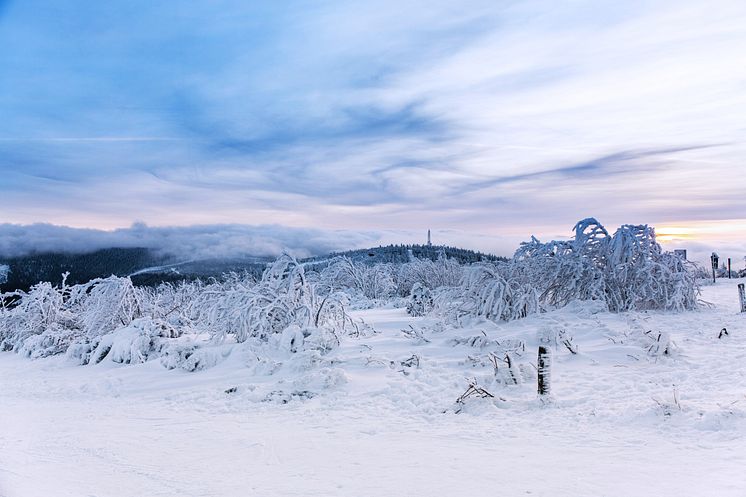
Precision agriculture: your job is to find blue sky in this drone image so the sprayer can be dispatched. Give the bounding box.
[1,0,745,259]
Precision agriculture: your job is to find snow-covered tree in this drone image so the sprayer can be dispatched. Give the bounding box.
[0,281,69,352]
[321,257,396,300]
[70,276,144,337]
[395,252,463,296]
[436,218,698,325]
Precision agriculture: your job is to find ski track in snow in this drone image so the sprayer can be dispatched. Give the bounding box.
[128,260,195,277]
[2,281,746,496]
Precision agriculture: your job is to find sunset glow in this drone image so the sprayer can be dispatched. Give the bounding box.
[657,220,746,241]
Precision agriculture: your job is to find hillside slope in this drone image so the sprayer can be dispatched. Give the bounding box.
[0,244,503,292]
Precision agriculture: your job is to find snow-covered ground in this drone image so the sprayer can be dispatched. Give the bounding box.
[2,281,746,497]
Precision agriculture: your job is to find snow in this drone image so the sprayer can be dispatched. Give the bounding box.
[2,280,746,496]
[128,259,195,277]
[0,264,8,285]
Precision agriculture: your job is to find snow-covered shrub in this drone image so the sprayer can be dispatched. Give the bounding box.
[515,218,698,313]
[87,318,177,365]
[0,253,356,369]
[321,257,396,300]
[19,325,80,359]
[0,281,70,352]
[160,342,232,372]
[435,262,540,324]
[159,342,197,370]
[0,274,149,357]
[395,253,463,296]
[263,324,340,358]
[300,326,341,354]
[435,218,697,326]
[406,283,433,317]
[65,339,96,365]
[70,276,144,337]
[221,255,314,341]
[195,255,353,347]
[603,225,698,311]
[537,326,577,354]
[312,290,356,333]
[514,220,607,308]
[274,325,306,353]
[141,280,203,326]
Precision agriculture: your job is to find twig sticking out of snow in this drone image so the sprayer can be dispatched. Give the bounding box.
[647,332,676,357]
[487,352,500,376]
[504,352,519,385]
[399,354,420,370]
[400,325,431,344]
[562,338,578,355]
[652,387,682,416]
[452,380,505,414]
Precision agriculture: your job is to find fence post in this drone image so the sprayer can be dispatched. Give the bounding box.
[728,258,732,279]
[710,253,717,284]
[537,346,551,396]
[739,284,746,313]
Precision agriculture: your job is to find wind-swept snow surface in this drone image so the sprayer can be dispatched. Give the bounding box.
[1,281,746,496]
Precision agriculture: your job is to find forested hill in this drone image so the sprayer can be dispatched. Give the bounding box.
[0,244,507,292]
[0,248,272,293]
[0,248,167,292]
[302,244,507,265]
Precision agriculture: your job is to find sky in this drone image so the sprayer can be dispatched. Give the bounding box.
[1,0,745,263]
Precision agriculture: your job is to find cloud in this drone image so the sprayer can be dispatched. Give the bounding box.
[0,222,528,261]
[2,220,738,268]
[2,215,742,267]
[0,223,385,260]
[0,0,745,253]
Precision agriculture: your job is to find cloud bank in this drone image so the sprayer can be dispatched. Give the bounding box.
[1,220,739,268]
[0,223,527,261]
[0,223,385,260]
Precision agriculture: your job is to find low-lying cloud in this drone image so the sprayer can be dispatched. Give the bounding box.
[0,223,529,261]
[0,223,383,260]
[0,221,739,267]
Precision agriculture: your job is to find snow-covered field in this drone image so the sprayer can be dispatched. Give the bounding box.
[2,280,746,497]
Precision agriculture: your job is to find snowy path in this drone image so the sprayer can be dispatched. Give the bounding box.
[2,281,746,496]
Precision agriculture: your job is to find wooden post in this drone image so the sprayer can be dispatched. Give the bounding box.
[738,284,746,313]
[728,258,732,279]
[537,346,551,396]
[711,253,718,284]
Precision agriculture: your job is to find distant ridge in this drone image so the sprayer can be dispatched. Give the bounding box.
[0,248,271,292]
[0,244,507,292]
[0,248,164,292]
[301,244,506,267]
